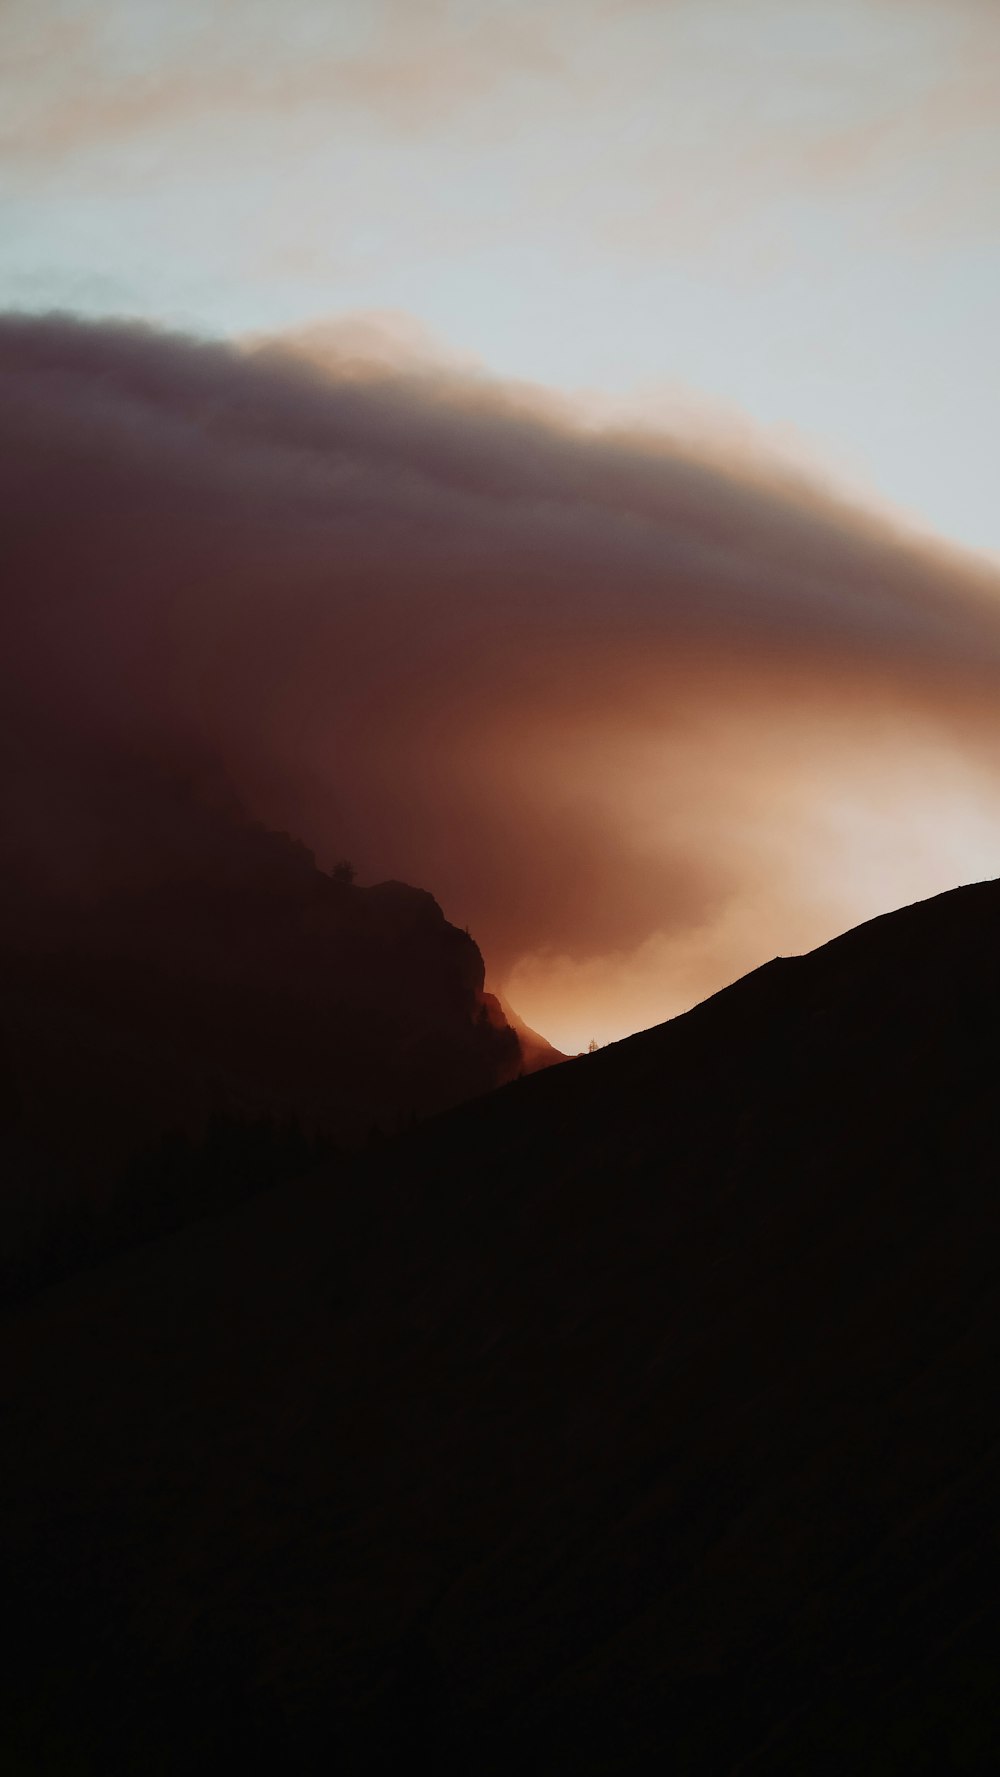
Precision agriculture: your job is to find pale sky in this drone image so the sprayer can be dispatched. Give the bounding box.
[3,0,999,558]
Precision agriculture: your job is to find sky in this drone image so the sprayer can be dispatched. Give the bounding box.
[3,0,1000,1050]
[4,0,1000,551]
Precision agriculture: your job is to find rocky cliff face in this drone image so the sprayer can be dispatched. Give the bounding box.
[0,794,523,1235]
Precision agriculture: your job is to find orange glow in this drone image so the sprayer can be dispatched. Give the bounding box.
[4,313,1000,1057]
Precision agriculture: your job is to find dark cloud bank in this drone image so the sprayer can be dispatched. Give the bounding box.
[3,311,1000,1047]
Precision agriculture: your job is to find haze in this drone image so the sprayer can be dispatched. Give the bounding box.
[3,1,1000,1051]
[5,313,1000,1051]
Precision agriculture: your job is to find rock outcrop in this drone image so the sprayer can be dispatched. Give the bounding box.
[0,794,523,1232]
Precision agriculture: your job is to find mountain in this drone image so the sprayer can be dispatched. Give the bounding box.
[2,878,999,1772]
[0,785,526,1278]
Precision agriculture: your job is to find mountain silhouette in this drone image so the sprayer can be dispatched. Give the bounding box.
[0,783,535,1286]
[2,877,999,1772]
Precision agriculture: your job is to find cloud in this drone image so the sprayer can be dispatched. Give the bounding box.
[0,0,565,159]
[5,0,997,185]
[4,309,1000,1046]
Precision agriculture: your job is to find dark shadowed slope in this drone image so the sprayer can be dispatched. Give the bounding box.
[0,789,525,1271]
[3,878,1000,1773]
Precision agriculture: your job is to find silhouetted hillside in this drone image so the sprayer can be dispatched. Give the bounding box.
[0,777,527,1280]
[2,878,1000,1772]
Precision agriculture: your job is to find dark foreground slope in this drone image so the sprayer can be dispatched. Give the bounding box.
[3,879,1000,1773]
[1,799,524,1280]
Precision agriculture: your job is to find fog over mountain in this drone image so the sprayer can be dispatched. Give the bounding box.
[5,312,1000,1049]
[5,0,1000,1766]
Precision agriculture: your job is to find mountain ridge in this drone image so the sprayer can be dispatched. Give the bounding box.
[2,873,999,1771]
[0,798,535,1287]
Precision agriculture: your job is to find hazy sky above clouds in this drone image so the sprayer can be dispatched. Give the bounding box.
[3,0,999,554]
[3,2,1000,1049]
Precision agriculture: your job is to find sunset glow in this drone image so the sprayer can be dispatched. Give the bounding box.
[4,0,1000,1051]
